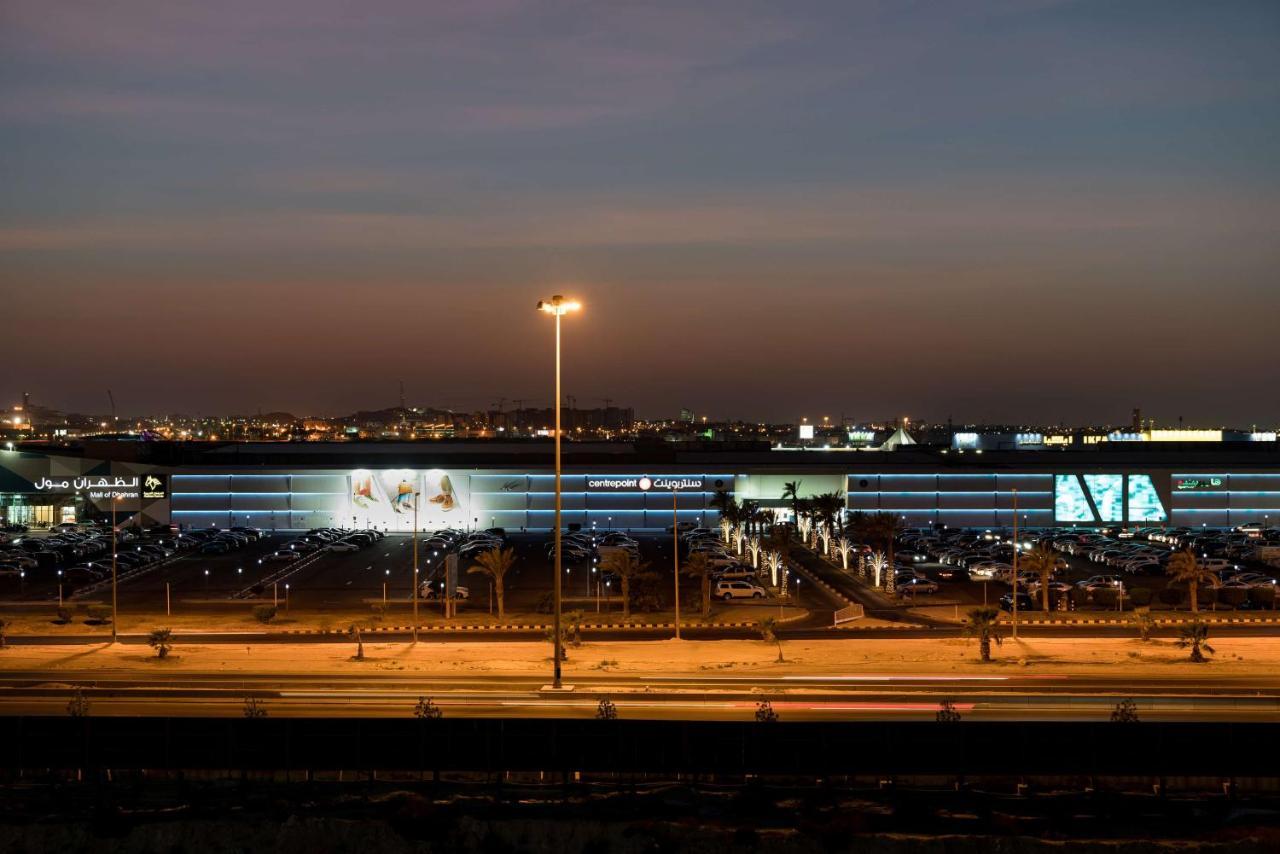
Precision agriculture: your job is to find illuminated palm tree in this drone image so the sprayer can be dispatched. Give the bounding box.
[834,537,855,570]
[469,546,516,621]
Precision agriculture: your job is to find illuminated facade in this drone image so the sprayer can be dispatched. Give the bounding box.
[1,443,1277,530]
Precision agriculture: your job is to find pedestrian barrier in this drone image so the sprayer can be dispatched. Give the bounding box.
[833,603,865,625]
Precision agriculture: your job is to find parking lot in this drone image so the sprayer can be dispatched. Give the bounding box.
[890,527,1280,614]
[1,525,817,625]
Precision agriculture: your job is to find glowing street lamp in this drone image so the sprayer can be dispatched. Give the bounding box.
[537,294,581,689]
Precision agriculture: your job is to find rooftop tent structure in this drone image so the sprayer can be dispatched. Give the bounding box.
[878,426,917,451]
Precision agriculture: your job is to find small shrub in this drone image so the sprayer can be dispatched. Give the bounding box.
[54,607,73,625]
[147,627,174,659]
[243,697,268,718]
[85,605,112,625]
[413,696,442,720]
[1218,587,1248,609]
[1129,587,1153,608]
[936,699,962,723]
[67,689,90,718]
[1157,588,1184,608]
[596,698,618,720]
[754,699,778,723]
[1111,698,1140,723]
[252,604,277,624]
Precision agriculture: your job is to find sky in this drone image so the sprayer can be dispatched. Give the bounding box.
[2,0,1278,426]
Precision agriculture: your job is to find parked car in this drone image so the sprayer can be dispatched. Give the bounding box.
[896,577,939,595]
[715,579,767,600]
[998,591,1035,612]
[327,541,361,552]
[265,550,302,562]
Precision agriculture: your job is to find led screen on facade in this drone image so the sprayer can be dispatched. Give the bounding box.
[349,469,470,530]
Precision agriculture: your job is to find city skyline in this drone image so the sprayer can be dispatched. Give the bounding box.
[3,1,1279,423]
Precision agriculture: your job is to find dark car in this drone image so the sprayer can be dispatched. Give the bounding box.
[998,592,1035,612]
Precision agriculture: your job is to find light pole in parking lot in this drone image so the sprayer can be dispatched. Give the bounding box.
[672,486,681,640]
[1011,488,1018,639]
[110,495,120,643]
[538,294,581,689]
[412,492,421,642]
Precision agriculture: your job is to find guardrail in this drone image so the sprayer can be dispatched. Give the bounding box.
[70,551,183,600]
[833,603,865,625]
[232,549,326,599]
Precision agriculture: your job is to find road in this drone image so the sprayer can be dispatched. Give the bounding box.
[4,668,1279,722]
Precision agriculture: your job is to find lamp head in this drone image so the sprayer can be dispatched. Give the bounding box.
[537,295,582,316]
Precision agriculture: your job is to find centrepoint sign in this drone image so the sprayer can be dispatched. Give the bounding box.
[587,475,705,492]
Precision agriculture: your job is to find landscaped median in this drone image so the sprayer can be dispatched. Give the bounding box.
[0,599,810,642]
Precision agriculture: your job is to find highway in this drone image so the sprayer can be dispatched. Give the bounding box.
[4,668,1279,721]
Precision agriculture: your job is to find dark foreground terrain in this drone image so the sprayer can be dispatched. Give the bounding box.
[4,717,1280,851]
[2,776,1280,853]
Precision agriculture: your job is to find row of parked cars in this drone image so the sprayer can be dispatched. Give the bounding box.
[417,528,508,600]
[264,527,385,562]
[682,528,772,600]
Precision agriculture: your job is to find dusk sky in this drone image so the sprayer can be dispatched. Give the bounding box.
[2,1,1278,425]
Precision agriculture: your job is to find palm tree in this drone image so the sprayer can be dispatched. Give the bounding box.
[1020,545,1058,612]
[757,616,784,662]
[685,551,713,618]
[812,492,844,536]
[600,550,646,619]
[1176,620,1214,663]
[962,607,1003,662]
[147,627,173,659]
[865,512,905,570]
[1166,548,1217,614]
[348,621,368,660]
[469,546,516,621]
[780,480,804,529]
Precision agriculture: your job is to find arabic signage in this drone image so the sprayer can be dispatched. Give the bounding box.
[586,475,708,492]
[1173,476,1227,492]
[35,475,142,501]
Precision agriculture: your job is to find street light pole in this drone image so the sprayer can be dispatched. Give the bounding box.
[673,486,681,640]
[412,493,420,642]
[111,496,119,643]
[1011,488,1018,640]
[538,295,581,689]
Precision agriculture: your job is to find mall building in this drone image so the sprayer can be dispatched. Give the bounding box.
[2,441,1278,532]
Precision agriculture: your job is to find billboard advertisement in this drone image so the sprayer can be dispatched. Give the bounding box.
[349,469,469,530]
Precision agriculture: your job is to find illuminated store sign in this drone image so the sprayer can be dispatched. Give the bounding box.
[1173,477,1226,491]
[586,476,706,492]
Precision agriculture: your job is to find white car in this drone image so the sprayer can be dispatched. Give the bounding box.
[327,541,361,552]
[420,583,470,600]
[713,567,757,582]
[715,579,767,600]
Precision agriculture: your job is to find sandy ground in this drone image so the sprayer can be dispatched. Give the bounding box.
[1,634,1277,681]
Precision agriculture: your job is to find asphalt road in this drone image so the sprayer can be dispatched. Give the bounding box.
[4,669,1279,722]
